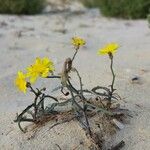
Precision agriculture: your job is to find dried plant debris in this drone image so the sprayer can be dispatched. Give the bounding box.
[14,37,129,149]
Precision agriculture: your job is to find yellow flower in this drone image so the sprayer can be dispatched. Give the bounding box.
[26,57,54,83]
[97,43,119,55]
[71,37,86,48]
[15,71,27,93]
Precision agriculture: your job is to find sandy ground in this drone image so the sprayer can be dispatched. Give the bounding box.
[0,7,150,150]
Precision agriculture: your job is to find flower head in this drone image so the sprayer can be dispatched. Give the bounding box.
[27,57,54,83]
[71,37,86,48]
[15,71,27,93]
[97,43,119,56]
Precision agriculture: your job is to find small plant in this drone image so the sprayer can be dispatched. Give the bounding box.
[148,14,150,27]
[14,37,126,149]
[82,0,150,19]
[97,43,119,108]
[0,0,46,15]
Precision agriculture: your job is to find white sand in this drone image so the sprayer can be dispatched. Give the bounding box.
[0,7,150,150]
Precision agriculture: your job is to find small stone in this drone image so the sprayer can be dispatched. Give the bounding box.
[131,76,142,84]
[132,76,139,81]
[110,103,120,109]
[112,119,124,130]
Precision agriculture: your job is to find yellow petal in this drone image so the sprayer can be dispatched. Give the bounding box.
[30,75,38,83]
[15,71,27,93]
[97,43,119,56]
[71,37,86,47]
[41,70,49,77]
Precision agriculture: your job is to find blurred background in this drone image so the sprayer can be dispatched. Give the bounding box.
[0,0,149,19]
[0,0,150,29]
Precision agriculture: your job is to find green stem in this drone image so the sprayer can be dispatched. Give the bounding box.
[34,96,39,121]
[46,75,61,79]
[28,85,41,121]
[107,54,116,109]
[72,45,79,63]
[72,49,78,62]
[110,55,115,94]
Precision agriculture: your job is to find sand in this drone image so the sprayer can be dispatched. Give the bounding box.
[0,5,150,150]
